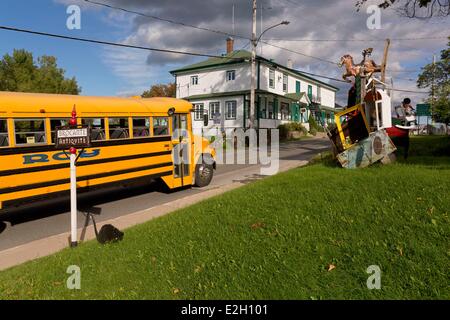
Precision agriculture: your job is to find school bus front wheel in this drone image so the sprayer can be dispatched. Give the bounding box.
[194,154,214,188]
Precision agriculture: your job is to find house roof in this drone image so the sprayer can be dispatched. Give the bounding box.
[170,50,339,91]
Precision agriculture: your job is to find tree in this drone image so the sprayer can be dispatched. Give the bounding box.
[356,0,450,18]
[141,83,176,98]
[417,39,450,123]
[0,49,80,94]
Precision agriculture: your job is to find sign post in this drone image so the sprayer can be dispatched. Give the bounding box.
[55,106,90,247]
[70,146,77,247]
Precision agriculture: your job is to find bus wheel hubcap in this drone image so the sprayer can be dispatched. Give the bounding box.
[199,165,211,179]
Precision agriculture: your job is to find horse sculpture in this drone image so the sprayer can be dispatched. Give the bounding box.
[338,48,382,82]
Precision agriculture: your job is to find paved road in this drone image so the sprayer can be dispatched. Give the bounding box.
[0,138,331,251]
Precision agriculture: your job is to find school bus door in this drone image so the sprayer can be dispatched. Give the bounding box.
[171,113,192,187]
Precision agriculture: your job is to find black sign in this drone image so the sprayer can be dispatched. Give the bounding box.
[55,125,91,149]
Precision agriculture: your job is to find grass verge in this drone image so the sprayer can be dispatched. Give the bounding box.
[0,136,449,299]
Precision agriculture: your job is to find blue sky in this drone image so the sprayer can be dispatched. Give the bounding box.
[0,0,448,104]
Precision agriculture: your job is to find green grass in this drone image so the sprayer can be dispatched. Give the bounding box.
[0,136,449,300]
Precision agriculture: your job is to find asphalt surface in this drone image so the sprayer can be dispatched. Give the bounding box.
[0,138,331,251]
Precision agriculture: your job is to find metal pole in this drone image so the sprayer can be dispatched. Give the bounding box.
[70,148,77,247]
[69,105,78,248]
[249,0,257,129]
[260,5,263,56]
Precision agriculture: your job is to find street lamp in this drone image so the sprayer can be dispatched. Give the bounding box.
[257,21,290,45]
[249,15,289,130]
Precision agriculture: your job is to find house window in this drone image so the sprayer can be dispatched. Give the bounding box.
[269,69,275,88]
[14,119,47,145]
[82,118,106,141]
[268,101,274,119]
[209,102,220,120]
[225,101,237,120]
[281,103,290,120]
[0,119,9,147]
[193,103,204,121]
[260,97,267,119]
[226,70,235,81]
[191,76,199,86]
[283,74,288,92]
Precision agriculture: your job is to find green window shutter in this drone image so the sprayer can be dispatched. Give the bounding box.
[273,98,278,120]
[308,85,312,100]
[296,81,301,94]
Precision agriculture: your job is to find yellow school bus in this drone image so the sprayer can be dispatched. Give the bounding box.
[0,91,215,211]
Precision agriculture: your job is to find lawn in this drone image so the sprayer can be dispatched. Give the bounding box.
[0,136,449,299]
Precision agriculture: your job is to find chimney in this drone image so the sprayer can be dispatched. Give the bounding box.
[287,59,293,69]
[226,37,234,54]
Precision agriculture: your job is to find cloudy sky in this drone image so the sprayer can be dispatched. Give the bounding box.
[0,0,448,105]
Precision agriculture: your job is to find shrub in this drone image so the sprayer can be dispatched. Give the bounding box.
[310,127,318,136]
[277,123,307,140]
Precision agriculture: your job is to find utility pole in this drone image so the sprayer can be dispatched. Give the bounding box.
[249,0,257,129]
[260,5,263,56]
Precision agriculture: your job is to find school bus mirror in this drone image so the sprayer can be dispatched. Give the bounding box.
[203,114,209,127]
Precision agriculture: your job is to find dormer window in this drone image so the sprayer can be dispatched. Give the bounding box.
[226,70,236,81]
[191,76,199,86]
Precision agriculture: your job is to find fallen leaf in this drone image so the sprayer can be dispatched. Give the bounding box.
[251,222,266,230]
[327,264,336,272]
[172,288,181,295]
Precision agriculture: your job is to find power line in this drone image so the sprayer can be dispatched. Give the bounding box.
[81,0,338,65]
[0,25,243,61]
[83,0,246,40]
[259,40,338,65]
[177,41,252,89]
[264,36,449,42]
[387,70,422,73]
[0,25,427,95]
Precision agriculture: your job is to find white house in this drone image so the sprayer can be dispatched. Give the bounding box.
[170,38,340,132]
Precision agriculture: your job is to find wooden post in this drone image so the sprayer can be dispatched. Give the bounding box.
[381,39,391,84]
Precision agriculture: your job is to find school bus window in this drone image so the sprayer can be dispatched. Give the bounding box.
[109,118,129,140]
[133,118,150,138]
[153,117,169,136]
[82,118,106,141]
[50,119,70,143]
[14,119,47,145]
[0,119,9,147]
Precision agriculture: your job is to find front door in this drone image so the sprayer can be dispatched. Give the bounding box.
[172,113,192,187]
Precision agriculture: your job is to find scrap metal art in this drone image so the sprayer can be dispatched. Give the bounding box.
[327,45,416,169]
